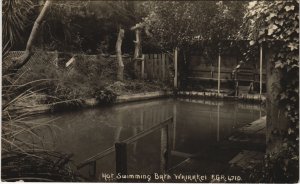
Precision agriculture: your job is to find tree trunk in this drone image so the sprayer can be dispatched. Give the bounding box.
[133,29,141,59]
[5,0,52,74]
[116,28,125,81]
[265,46,289,153]
[133,29,141,77]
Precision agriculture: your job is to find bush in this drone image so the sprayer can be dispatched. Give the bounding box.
[15,52,119,106]
[94,88,117,105]
[245,142,299,183]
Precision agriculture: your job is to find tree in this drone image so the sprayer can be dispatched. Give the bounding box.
[4,0,53,74]
[2,0,34,59]
[141,1,246,88]
[142,1,246,50]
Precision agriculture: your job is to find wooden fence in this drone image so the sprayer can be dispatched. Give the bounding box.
[135,53,173,82]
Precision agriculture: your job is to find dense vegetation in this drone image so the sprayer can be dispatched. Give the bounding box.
[240,0,299,182]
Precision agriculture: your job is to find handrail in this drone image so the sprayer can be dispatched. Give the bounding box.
[77,116,173,169]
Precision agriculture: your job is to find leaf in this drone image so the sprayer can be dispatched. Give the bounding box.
[284,5,295,11]
[275,61,283,68]
[268,24,278,35]
[275,19,284,26]
[288,128,294,135]
[266,12,276,21]
[249,40,255,46]
[287,42,298,51]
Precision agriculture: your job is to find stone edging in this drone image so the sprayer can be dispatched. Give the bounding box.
[8,90,266,116]
[8,91,173,116]
[176,91,266,103]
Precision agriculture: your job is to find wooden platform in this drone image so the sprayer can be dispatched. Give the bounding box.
[168,116,267,181]
[229,150,264,168]
[228,116,266,144]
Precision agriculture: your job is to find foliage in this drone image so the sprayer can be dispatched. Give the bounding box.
[142,1,246,50]
[242,0,299,182]
[40,1,145,54]
[94,88,117,105]
[14,52,121,110]
[246,142,299,183]
[1,151,82,182]
[2,0,34,46]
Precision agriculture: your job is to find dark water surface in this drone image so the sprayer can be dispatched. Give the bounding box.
[35,98,265,180]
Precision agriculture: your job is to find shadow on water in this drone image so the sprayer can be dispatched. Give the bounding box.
[34,98,265,181]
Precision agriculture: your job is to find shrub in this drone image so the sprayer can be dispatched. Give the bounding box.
[94,88,117,105]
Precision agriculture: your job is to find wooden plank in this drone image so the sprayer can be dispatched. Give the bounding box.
[229,150,264,168]
[159,54,163,80]
[171,150,194,158]
[144,55,148,79]
[158,55,161,80]
[154,54,157,79]
[149,54,153,80]
[157,54,160,80]
[166,54,170,81]
[162,54,166,81]
[147,55,151,79]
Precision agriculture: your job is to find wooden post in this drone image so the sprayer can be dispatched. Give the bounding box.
[174,48,178,88]
[132,26,142,78]
[114,127,122,142]
[217,103,220,142]
[172,104,177,150]
[132,128,138,155]
[140,110,144,130]
[116,28,125,81]
[259,44,263,97]
[217,52,221,95]
[141,54,145,79]
[133,29,141,59]
[160,125,169,172]
[115,142,127,179]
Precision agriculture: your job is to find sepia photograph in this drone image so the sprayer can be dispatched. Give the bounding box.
[1,0,299,183]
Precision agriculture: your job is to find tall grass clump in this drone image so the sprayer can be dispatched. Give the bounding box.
[2,64,83,181]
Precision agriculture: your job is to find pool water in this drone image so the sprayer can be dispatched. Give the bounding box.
[34,98,265,180]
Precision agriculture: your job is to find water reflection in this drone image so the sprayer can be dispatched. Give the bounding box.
[35,98,265,178]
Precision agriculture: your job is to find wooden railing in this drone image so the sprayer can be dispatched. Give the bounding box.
[77,117,173,180]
